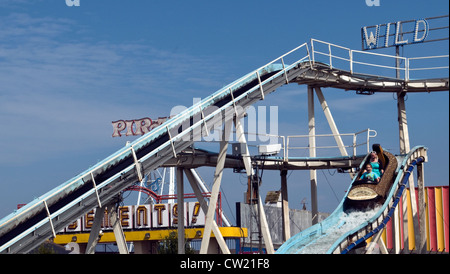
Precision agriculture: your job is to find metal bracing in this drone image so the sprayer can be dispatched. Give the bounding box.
[43,201,56,239]
[107,203,129,254]
[184,169,230,254]
[235,114,275,253]
[188,168,231,227]
[234,116,253,177]
[258,195,275,254]
[315,87,355,180]
[199,120,232,254]
[85,206,106,254]
[378,233,389,254]
[397,92,411,155]
[366,229,387,254]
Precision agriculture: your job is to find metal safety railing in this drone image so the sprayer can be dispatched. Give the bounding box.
[311,39,449,81]
[241,129,377,161]
[284,128,377,160]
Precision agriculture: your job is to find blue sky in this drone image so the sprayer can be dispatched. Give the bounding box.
[0,0,448,222]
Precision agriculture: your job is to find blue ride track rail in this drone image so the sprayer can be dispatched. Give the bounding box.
[276,146,428,254]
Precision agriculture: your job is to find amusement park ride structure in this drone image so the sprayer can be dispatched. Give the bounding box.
[0,17,448,254]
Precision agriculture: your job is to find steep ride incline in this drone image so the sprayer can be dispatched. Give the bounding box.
[0,44,312,254]
[276,146,427,254]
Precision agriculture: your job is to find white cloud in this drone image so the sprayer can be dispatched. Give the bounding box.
[0,12,227,165]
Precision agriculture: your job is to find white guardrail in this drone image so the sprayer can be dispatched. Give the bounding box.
[245,128,377,161]
[284,128,377,160]
[311,38,449,81]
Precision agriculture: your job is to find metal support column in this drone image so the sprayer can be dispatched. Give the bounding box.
[184,169,231,254]
[397,91,419,251]
[85,206,106,254]
[107,203,129,254]
[280,169,290,242]
[397,92,411,154]
[176,167,185,254]
[236,113,274,253]
[308,86,319,225]
[234,116,253,177]
[168,167,175,204]
[314,87,349,157]
[200,120,232,254]
[258,195,275,254]
[190,168,231,227]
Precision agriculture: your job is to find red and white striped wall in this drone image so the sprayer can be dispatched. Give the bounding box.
[381,186,448,252]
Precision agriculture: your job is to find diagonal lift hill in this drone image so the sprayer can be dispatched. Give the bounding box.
[0,39,448,254]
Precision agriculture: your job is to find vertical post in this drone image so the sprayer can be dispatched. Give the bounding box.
[396,41,417,251]
[396,46,401,79]
[397,92,410,155]
[397,91,419,251]
[396,41,411,153]
[417,162,427,253]
[280,169,290,242]
[200,120,232,254]
[176,167,185,254]
[168,167,175,204]
[396,44,411,154]
[308,86,318,225]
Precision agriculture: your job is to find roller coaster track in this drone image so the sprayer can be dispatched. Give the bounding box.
[0,39,447,253]
[276,146,427,254]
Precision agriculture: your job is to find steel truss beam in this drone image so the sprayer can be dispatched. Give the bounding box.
[184,169,230,254]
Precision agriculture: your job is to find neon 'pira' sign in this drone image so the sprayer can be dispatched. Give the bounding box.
[362,19,429,50]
